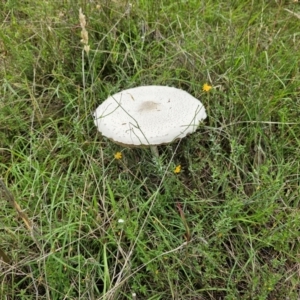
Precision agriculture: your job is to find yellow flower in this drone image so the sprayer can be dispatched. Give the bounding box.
[202,83,212,92]
[114,152,122,160]
[174,165,181,174]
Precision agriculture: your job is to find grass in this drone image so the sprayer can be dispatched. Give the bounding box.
[1,0,300,299]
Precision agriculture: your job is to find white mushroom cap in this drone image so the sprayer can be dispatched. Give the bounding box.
[93,85,207,146]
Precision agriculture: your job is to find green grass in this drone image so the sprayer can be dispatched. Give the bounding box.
[1,0,300,299]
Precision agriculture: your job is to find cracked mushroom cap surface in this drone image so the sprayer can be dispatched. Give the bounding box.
[93,85,207,146]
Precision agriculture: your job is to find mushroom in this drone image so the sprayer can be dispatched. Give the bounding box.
[93,85,207,156]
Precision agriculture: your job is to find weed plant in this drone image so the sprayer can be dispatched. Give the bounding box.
[1,0,300,299]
